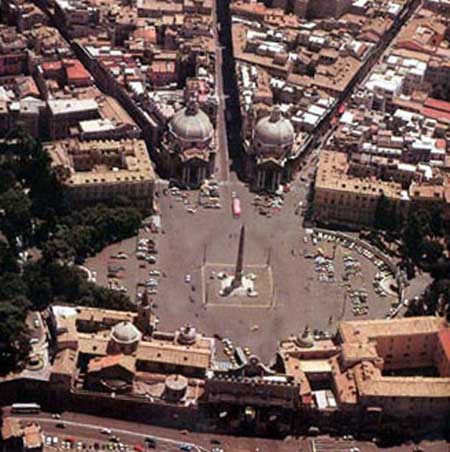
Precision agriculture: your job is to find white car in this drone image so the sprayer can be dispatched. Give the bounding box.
[148,270,161,277]
[101,428,112,435]
[185,274,191,283]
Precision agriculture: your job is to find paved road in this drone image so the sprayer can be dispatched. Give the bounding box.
[212,0,230,184]
[9,410,310,452]
[11,414,206,452]
[11,411,448,452]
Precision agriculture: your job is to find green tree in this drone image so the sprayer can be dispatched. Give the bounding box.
[0,299,30,372]
[0,188,32,247]
[0,241,20,273]
[402,211,424,262]
[429,207,443,237]
[419,239,444,265]
[0,273,28,300]
[374,193,396,231]
[0,169,18,194]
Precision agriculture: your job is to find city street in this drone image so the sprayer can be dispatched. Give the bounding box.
[8,410,448,452]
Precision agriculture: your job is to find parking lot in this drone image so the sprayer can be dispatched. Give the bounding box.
[85,175,398,361]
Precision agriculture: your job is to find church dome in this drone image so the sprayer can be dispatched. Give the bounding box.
[294,326,314,348]
[111,321,141,344]
[169,102,213,143]
[254,106,294,151]
[177,323,197,345]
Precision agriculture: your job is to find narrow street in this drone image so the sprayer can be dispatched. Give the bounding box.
[212,0,230,184]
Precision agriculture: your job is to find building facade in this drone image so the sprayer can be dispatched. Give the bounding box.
[47,138,155,208]
[244,106,298,192]
[158,100,216,188]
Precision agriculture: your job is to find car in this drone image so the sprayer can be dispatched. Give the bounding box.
[101,428,112,435]
[34,319,40,328]
[144,437,157,448]
[180,445,192,451]
[148,270,161,277]
[56,422,65,429]
[30,338,39,345]
[210,438,222,445]
[185,274,191,283]
[51,413,61,419]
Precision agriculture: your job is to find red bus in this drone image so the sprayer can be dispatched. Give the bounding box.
[232,198,241,218]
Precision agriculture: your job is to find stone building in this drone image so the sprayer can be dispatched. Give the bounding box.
[47,138,155,208]
[245,105,296,192]
[158,100,216,188]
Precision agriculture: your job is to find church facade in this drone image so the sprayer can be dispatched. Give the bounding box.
[244,106,300,192]
[158,100,216,188]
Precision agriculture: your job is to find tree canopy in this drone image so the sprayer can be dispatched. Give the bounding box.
[0,133,142,371]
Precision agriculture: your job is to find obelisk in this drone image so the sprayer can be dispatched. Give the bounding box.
[231,225,245,290]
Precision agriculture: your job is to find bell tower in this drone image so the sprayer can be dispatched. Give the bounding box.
[136,291,154,336]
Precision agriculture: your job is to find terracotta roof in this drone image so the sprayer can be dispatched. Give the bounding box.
[1,417,21,440]
[65,60,91,82]
[52,348,77,376]
[438,328,450,364]
[88,354,136,374]
[422,107,450,123]
[339,317,441,343]
[137,341,211,369]
[41,60,63,73]
[424,97,450,113]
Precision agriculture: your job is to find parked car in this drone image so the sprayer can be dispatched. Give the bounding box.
[144,437,157,448]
